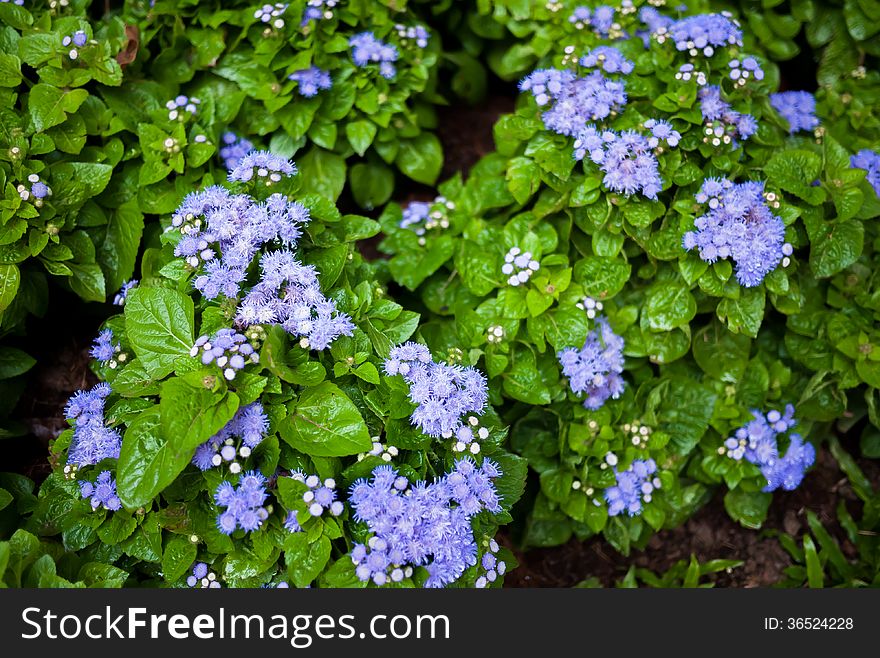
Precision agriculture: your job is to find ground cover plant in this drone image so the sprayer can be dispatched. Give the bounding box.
[0,0,878,589]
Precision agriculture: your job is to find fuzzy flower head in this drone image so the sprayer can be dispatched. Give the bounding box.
[574,126,662,199]
[502,246,540,286]
[569,5,619,38]
[65,384,121,468]
[61,30,88,60]
[383,343,489,443]
[604,456,661,517]
[291,472,345,518]
[683,177,790,287]
[394,23,430,49]
[475,538,507,588]
[186,562,221,588]
[90,328,127,369]
[399,196,455,244]
[348,460,502,588]
[113,279,138,306]
[228,150,296,184]
[301,0,339,24]
[349,32,399,79]
[79,470,122,511]
[579,46,634,75]
[288,66,332,98]
[698,85,757,146]
[190,329,259,381]
[191,402,269,472]
[722,405,815,492]
[164,95,200,121]
[17,174,52,208]
[728,56,764,87]
[214,471,269,535]
[665,12,743,57]
[851,149,880,197]
[558,316,625,410]
[219,133,254,171]
[254,3,288,29]
[770,91,819,134]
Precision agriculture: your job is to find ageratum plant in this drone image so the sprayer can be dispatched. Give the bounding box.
[4,150,526,588]
[378,1,880,551]
[123,0,446,210]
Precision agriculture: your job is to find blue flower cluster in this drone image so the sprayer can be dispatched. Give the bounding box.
[90,328,125,369]
[65,383,121,468]
[288,66,332,97]
[475,538,506,588]
[579,46,633,75]
[254,3,288,29]
[79,470,122,511]
[289,471,344,517]
[17,174,51,207]
[62,30,87,60]
[558,316,625,410]
[383,342,489,443]
[682,178,790,287]
[190,329,260,381]
[349,32,399,79]
[569,5,617,37]
[164,95,200,121]
[219,133,254,171]
[186,562,221,588]
[398,196,454,243]
[228,150,296,184]
[638,6,673,37]
[770,91,819,134]
[113,279,137,306]
[519,69,627,137]
[301,0,338,24]
[723,405,816,492]
[664,12,742,56]
[284,510,302,533]
[192,402,268,472]
[604,456,661,517]
[574,127,662,199]
[394,23,429,49]
[349,459,502,587]
[644,118,681,149]
[215,471,270,534]
[728,57,764,86]
[698,86,757,146]
[851,149,880,196]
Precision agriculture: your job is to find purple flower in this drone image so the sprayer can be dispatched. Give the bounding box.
[667,12,743,56]
[604,457,660,517]
[851,149,880,196]
[79,470,121,511]
[574,126,662,199]
[288,66,332,98]
[579,46,634,75]
[698,85,757,146]
[770,91,819,134]
[214,471,269,535]
[90,329,118,363]
[349,32,399,79]
[383,342,488,441]
[219,133,254,171]
[113,279,137,306]
[191,402,269,471]
[394,23,430,49]
[558,316,625,410]
[228,150,296,184]
[683,178,788,287]
[65,384,121,468]
[349,459,502,588]
[190,329,259,381]
[301,0,338,24]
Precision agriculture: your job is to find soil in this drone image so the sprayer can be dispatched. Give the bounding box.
[503,441,880,588]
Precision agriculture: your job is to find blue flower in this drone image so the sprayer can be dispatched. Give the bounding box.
[604,457,660,517]
[569,5,617,36]
[724,405,815,492]
[62,30,88,60]
[851,149,880,196]
[683,178,789,287]
[770,91,819,134]
[520,68,627,137]
[558,316,625,410]
[394,23,430,49]
[579,46,633,75]
[228,150,296,183]
[186,562,221,588]
[65,384,121,468]
[79,470,121,511]
[113,279,138,306]
[214,471,269,535]
[698,86,757,146]
[349,459,502,588]
[666,12,742,56]
[574,126,663,199]
[728,56,764,86]
[192,402,269,471]
[288,66,332,97]
[301,0,338,24]
[164,94,200,121]
[219,133,254,171]
[90,328,118,363]
[290,472,344,518]
[254,3,288,28]
[383,342,488,444]
[349,32,399,79]
[190,329,259,381]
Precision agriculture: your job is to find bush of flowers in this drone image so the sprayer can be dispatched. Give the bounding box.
[378,1,880,551]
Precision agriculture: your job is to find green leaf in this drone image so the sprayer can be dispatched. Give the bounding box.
[162,536,197,582]
[28,84,88,132]
[296,147,346,202]
[345,120,377,156]
[692,320,751,382]
[574,256,631,300]
[642,281,696,332]
[0,264,20,311]
[396,133,443,185]
[506,156,540,205]
[349,162,394,210]
[284,533,331,588]
[125,287,195,379]
[764,150,826,204]
[160,378,240,456]
[50,163,113,208]
[0,346,34,379]
[717,287,765,338]
[809,219,864,278]
[803,535,824,588]
[723,489,771,529]
[278,382,371,457]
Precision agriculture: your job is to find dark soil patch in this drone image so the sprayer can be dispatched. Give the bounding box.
[503,442,879,588]
[436,94,516,179]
